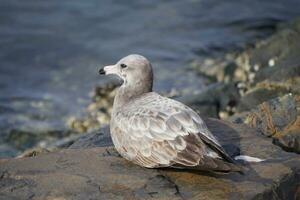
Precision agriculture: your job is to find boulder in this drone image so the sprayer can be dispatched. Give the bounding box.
[243,94,297,137]
[230,94,300,155]
[273,114,300,154]
[1,119,299,200]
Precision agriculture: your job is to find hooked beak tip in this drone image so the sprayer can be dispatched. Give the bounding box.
[99,68,105,75]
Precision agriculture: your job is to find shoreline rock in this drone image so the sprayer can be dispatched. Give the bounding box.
[1,119,300,200]
[192,17,300,154]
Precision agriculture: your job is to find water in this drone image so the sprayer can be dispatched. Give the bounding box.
[1,0,300,157]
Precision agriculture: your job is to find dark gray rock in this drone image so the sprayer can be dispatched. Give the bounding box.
[237,86,290,112]
[273,129,300,154]
[180,83,240,118]
[272,104,300,154]
[1,119,300,200]
[235,18,300,85]
[254,54,300,83]
[68,126,113,149]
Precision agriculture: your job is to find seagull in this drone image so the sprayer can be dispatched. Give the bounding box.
[99,54,244,173]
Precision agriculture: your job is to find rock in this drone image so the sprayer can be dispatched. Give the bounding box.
[179,83,240,118]
[229,94,300,154]
[245,94,297,137]
[68,126,112,149]
[12,126,112,158]
[237,83,290,112]
[233,18,300,85]
[231,94,298,137]
[254,53,300,83]
[237,79,300,112]
[273,129,300,154]
[16,148,51,158]
[273,113,300,154]
[67,83,117,133]
[4,126,71,153]
[191,56,239,83]
[1,119,300,200]
[135,175,182,200]
[191,18,300,103]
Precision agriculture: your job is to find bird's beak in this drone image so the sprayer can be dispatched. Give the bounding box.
[98,64,118,75]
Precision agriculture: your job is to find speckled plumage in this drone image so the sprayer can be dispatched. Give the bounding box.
[100,54,243,173]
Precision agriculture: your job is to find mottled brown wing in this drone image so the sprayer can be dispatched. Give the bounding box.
[111,92,236,170]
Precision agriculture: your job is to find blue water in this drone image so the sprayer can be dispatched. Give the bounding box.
[1,0,300,156]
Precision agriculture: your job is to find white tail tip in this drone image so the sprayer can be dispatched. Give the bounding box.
[234,155,265,162]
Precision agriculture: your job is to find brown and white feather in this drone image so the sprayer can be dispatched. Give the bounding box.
[110,92,240,172]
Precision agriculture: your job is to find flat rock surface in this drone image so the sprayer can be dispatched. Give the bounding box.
[1,119,300,200]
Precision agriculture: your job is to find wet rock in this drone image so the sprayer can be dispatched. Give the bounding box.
[1,119,300,199]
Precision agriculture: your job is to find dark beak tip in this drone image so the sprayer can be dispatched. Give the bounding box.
[99,68,105,75]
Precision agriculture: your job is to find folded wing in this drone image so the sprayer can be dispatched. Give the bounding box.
[111,93,240,172]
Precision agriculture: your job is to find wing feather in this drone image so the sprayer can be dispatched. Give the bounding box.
[111,92,236,170]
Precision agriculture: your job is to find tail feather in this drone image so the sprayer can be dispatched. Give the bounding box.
[204,157,245,174]
[234,155,265,163]
[172,156,245,174]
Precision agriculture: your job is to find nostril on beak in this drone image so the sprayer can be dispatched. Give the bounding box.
[99,68,105,75]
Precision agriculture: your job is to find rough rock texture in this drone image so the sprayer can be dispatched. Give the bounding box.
[242,94,297,137]
[273,109,300,154]
[69,126,112,149]
[1,119,300,200]
[192,18,300,154]
[179,83,240,118]
[230,94,300,155]
[192,18,300,104]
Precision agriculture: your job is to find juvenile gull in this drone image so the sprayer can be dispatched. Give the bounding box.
[99,54,244,173]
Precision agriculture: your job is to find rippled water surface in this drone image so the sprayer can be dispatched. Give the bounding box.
[1,0,300,156]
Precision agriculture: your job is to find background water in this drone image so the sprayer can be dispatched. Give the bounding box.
[1,0,300,157]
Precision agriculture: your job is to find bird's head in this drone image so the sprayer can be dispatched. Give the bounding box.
[99,54,153,91]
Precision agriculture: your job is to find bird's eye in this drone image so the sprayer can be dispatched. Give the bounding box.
[120,63,127,69]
